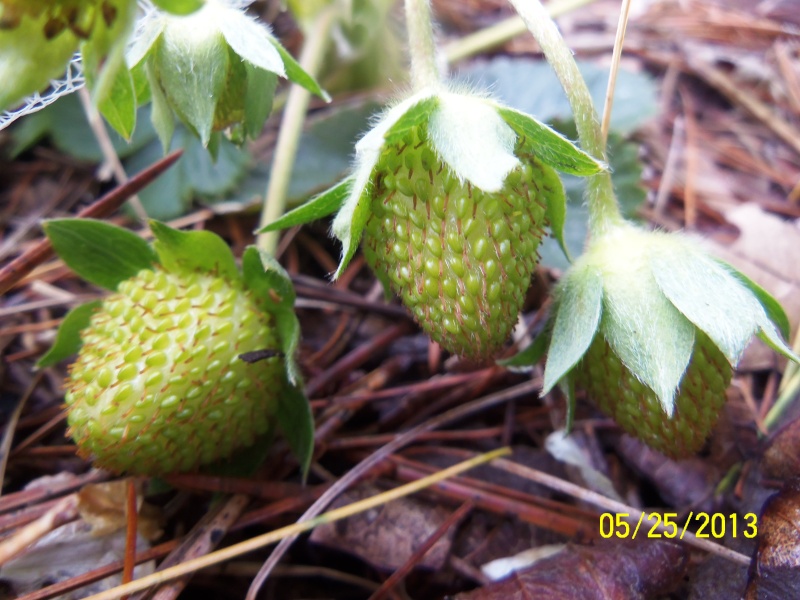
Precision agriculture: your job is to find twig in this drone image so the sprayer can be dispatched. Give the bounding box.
[492,457,751,566]
[79,449,511,600]
[0,494,79,566]
[138,494,250,600]
[77,87,148,222]
[0,151,182,296]
[368,500,473,600]
[601,0,634,145]
[244,379,541,599]
[0,373,43,497]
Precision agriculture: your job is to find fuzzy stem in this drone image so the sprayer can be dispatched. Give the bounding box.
[405,0,442,90]
[507,0,624,236]
[257,7,336,255]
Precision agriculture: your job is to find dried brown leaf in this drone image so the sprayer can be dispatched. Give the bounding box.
[745,481,800,599]
[309,483,456,571]
[762,417,800,482]
[453,539,689,600]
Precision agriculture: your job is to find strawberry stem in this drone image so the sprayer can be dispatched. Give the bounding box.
[405,0,442,90]
[506,0,625,236]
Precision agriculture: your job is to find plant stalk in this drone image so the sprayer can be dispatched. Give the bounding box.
[257,7,336,255]
[405,0,442,90]
[507,0,624,236]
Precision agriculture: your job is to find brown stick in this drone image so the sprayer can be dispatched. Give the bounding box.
[0,150,182,296]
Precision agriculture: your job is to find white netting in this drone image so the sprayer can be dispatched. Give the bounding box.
[0,53,85,132]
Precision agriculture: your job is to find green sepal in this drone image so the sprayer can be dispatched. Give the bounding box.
[757,319,800,364]
[152,0,205,15]
[651,242,763,365]
[259,177,353,233]
[382,95,438,146]
[269,39,330,102]
[36,301,102,368]
[244,65,278,139]
[96,59,137,140]
[333,184,371,279]
[537,160,570,262]
[154,30,229,145]
[559,375,576,434]
[242,247,302,385]
[601,263,694,416]
[149,220,239,281]
[275,382,314,481]
[716,260,791,340]
[499,326,550,368]
[44,219,157,291]
[497,107,605,176]
[543,265,603,394]
[146,60,175,151]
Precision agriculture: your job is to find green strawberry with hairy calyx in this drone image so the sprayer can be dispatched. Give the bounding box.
[39,219,313,476]
[261,86,605,359]
[517,224,799,458]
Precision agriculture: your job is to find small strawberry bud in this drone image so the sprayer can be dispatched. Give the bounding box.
[65,267,284,475]
[540,225,798,457]
[127,0,327,146]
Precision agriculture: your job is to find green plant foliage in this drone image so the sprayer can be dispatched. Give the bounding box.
[150,220,239,280]
[43,219,157,291]
[36,301,102,368]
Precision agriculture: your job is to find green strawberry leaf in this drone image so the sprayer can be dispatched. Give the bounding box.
[499,325,550,368]
[275,382,314,480]
[716,260,792,340]
[149,221,239,280]
[383,95,438,146]
[651,239,763,365]
[152,0,205,15]
[242,247,302,385]
[497,107,604,176]
[126,125,249,220]
[269,39,330,101]
[543,265,603,394]
[36,301,102,368]
[44,219,157,291]
[259,177,352,233]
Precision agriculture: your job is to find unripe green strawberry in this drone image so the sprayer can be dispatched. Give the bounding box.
[362,124,547,359]
[575,330,731,457]
[64,266,284,475]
